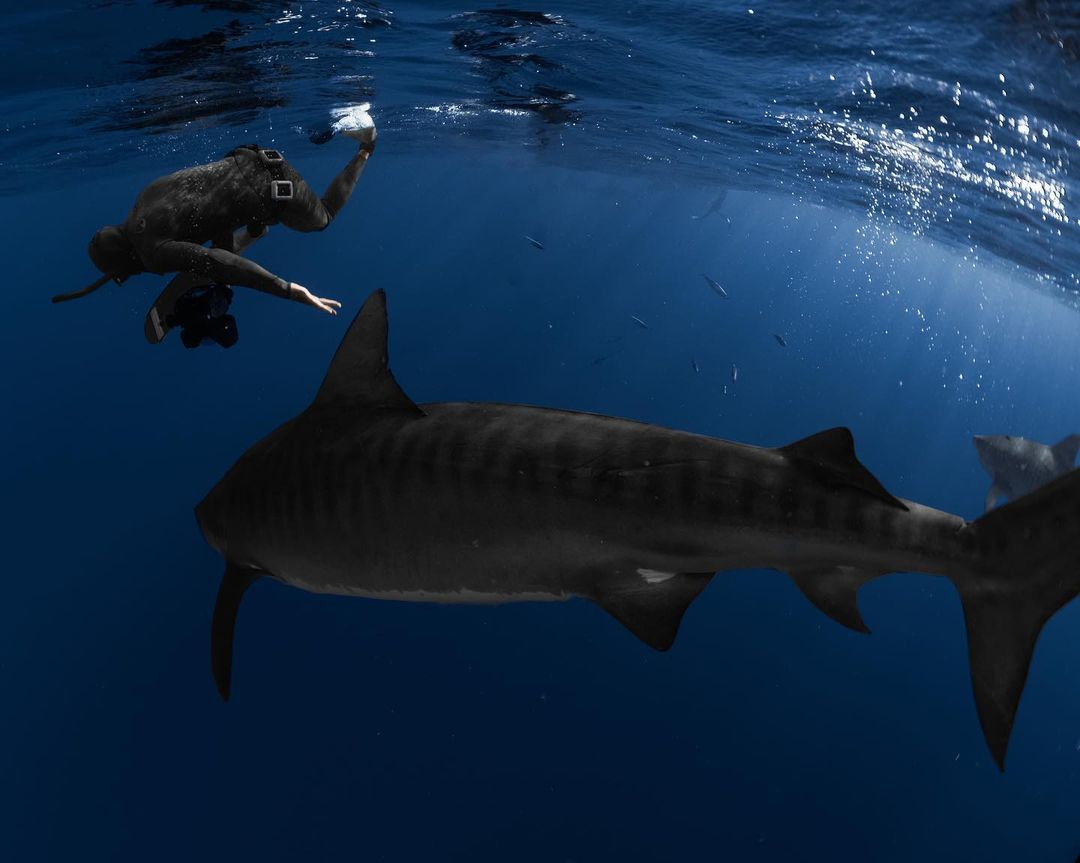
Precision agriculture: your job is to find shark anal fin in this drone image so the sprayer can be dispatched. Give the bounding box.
[593,572,714,651]
[312,289,424,416]
[211,564,263,702]
[781,427,908,511]
[785,566,885,633]
[958,588,1046,771]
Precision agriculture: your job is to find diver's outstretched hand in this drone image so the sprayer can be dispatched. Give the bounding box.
[288,283,341,315]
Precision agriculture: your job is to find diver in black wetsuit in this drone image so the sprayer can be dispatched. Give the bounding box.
[53,134,376,315]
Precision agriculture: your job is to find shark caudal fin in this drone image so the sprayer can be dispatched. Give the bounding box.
[958,467,1080,770]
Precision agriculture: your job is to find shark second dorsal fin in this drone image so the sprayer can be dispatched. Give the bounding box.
[593,571,714,651]
[1051,434,1080,469]
[312,289,424,415]
[781,427,908,510]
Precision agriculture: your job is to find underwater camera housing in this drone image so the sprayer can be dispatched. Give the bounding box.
[168,283,239,349]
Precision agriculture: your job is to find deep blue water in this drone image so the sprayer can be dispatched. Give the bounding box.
[3,1,1080,860]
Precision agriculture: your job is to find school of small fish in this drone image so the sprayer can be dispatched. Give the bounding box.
[525,223,788,389]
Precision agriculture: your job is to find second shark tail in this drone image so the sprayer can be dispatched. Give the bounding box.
[958,467,1080,770]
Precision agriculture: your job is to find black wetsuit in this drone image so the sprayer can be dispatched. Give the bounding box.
[122,146,368,297]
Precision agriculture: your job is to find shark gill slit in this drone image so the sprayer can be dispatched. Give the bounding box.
[738,476,760,520]
[479,419,512,489]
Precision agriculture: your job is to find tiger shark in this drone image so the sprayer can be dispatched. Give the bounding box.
[974,433,1080,510]
[197,290,1080,770]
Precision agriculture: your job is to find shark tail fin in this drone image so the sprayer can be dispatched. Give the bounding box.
[958,468,1080,770]
[211,564,262,702]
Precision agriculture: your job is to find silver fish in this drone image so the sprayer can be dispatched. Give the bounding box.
[702,274,728,298]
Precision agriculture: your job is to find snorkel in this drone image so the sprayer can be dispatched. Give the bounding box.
[51,272,113,304]
[52,225,143,303]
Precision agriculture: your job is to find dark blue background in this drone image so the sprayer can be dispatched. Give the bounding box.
[3,0,1080,859]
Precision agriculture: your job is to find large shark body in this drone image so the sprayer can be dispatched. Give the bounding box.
[198,291,1080,770]
[974,433,1080,510]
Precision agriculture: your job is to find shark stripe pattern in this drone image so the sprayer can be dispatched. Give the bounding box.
[197,290,1080,770]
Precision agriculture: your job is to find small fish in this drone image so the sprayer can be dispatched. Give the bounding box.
[731,363,738,383]
[691,357,700,374]
[524,235,544,250]
[631,315,649,329]
[702,274,728,298]
[773,333,787,347]
[690,188,729,221]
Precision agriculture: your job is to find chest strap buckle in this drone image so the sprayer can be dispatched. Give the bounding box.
[270,180,294,201]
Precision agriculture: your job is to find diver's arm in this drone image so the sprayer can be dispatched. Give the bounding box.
[320,144,373,221]
[279,144,373,233]
[148,240,339,314]
[150,240,288,295]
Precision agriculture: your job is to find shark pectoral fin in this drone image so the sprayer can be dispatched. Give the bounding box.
[781,427,908,510]
[785,566,886,634]
[985,483,1003,511]
[311,289,425,416]
[211,564,263,702]
[957,589,1045,771]
[592,572,714,651]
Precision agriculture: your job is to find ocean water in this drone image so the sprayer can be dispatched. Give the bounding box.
[3,1,1080,860]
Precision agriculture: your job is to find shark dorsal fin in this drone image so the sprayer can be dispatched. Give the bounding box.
[1051,434,1080,469]
[312,290,424,415]
[781,427,908,510]
[593,572,714,651]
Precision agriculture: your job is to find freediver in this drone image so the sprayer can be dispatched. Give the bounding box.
[53,122,377,345]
